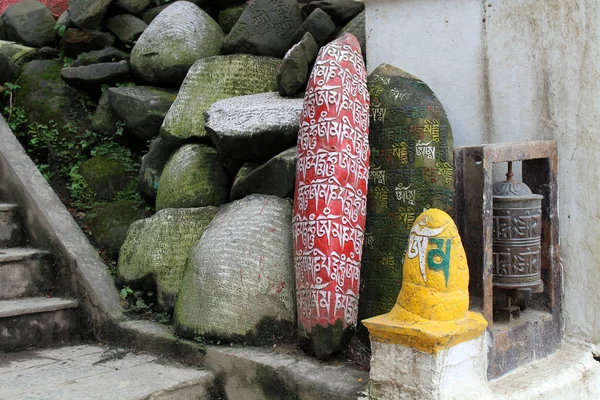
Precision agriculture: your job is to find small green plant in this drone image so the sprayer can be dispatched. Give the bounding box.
[53,23,67,37]
[120,286,153,313]
[62,57,74,68]
[193,336,205,345]
[156,312,171,324]
[115,81,136,88]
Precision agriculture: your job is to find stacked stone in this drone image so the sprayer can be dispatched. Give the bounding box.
[0,0,370,358]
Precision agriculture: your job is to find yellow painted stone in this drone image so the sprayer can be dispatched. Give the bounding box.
[362,209,487,354]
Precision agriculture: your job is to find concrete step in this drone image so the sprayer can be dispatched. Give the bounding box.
[0,248,53,300]
[0,344,216,399]
[0,297,80,353]
[0,203,23,247]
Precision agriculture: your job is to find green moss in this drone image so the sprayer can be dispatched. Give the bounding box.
[118,207,218,312]
[155,144,229,210]
[79,155,136,201]
[85,200,146,256]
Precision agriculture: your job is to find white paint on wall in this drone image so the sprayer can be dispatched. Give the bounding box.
[365,0,600,347]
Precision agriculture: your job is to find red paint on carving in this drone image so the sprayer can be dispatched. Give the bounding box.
[0,0,68,18]
[268,227,277,232]
[293,34,370,336]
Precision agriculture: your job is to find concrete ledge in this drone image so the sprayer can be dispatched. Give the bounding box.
[489,341,600,399]
[0,116,123,337]
[114,320,369,400]
[204,345,369,400]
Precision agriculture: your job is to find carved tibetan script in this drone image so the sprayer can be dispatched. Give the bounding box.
[359,64,455,322]
[293,33,370,337]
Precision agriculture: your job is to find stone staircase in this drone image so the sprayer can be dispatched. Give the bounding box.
[0,202,80,352]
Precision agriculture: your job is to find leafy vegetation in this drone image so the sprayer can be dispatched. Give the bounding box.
[1,83,143,209]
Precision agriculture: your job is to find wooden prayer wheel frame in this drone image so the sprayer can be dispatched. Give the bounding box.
[454,141,561,379]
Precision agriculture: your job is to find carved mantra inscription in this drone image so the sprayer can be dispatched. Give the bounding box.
[493,207,542,284]
[359,64,455,323]
[293,33,370,340]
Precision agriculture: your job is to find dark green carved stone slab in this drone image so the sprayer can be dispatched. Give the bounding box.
[359,64,455,323]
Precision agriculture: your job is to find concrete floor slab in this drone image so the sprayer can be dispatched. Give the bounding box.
[0,344,215,400]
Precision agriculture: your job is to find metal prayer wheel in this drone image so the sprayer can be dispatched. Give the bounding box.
[492,162,543,297]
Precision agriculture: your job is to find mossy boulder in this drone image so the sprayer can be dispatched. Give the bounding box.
[15,60,92,133]
[174,194,295,344]
[69,0,112,29]
[118,206,218,311]
[161,54,280,142]
[1,0,56,47]
[156,144,229,210]
[217,4,246,34]
[79,156,136,201]
[84,200,147,257]
[131,1,224,86]
[108,86,178,140]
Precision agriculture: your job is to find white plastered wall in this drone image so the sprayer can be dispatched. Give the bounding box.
[364,0,600,347]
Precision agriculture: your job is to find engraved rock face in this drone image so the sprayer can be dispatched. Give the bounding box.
[174,194,296,344]
[69,0,112,29]
[118,207,218,311]
[156,144,229,210]
[131,1,224,86]
[277,32,319,97]
[293,33,370,358]
[205,92,303,163]
[231,147,297,200]
[359,64,455,326]
[222,0,303,58]
[161,54,280,141]
[108,85,178,140]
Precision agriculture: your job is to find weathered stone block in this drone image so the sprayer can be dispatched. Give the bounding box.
[231,147,297,201]
[277,32,319,97]
[1,0,56,47]
[161,54,280,141]
[222,0,302,58]
[108,86,178,140]
[118,206,218,311]
[131,1,224,86]
[205,92,302,163]
[174,194,295,344]
[156,144,229,210]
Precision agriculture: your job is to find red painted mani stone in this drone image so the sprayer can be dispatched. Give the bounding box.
[293,33,370,358]
[0,0,67,18]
